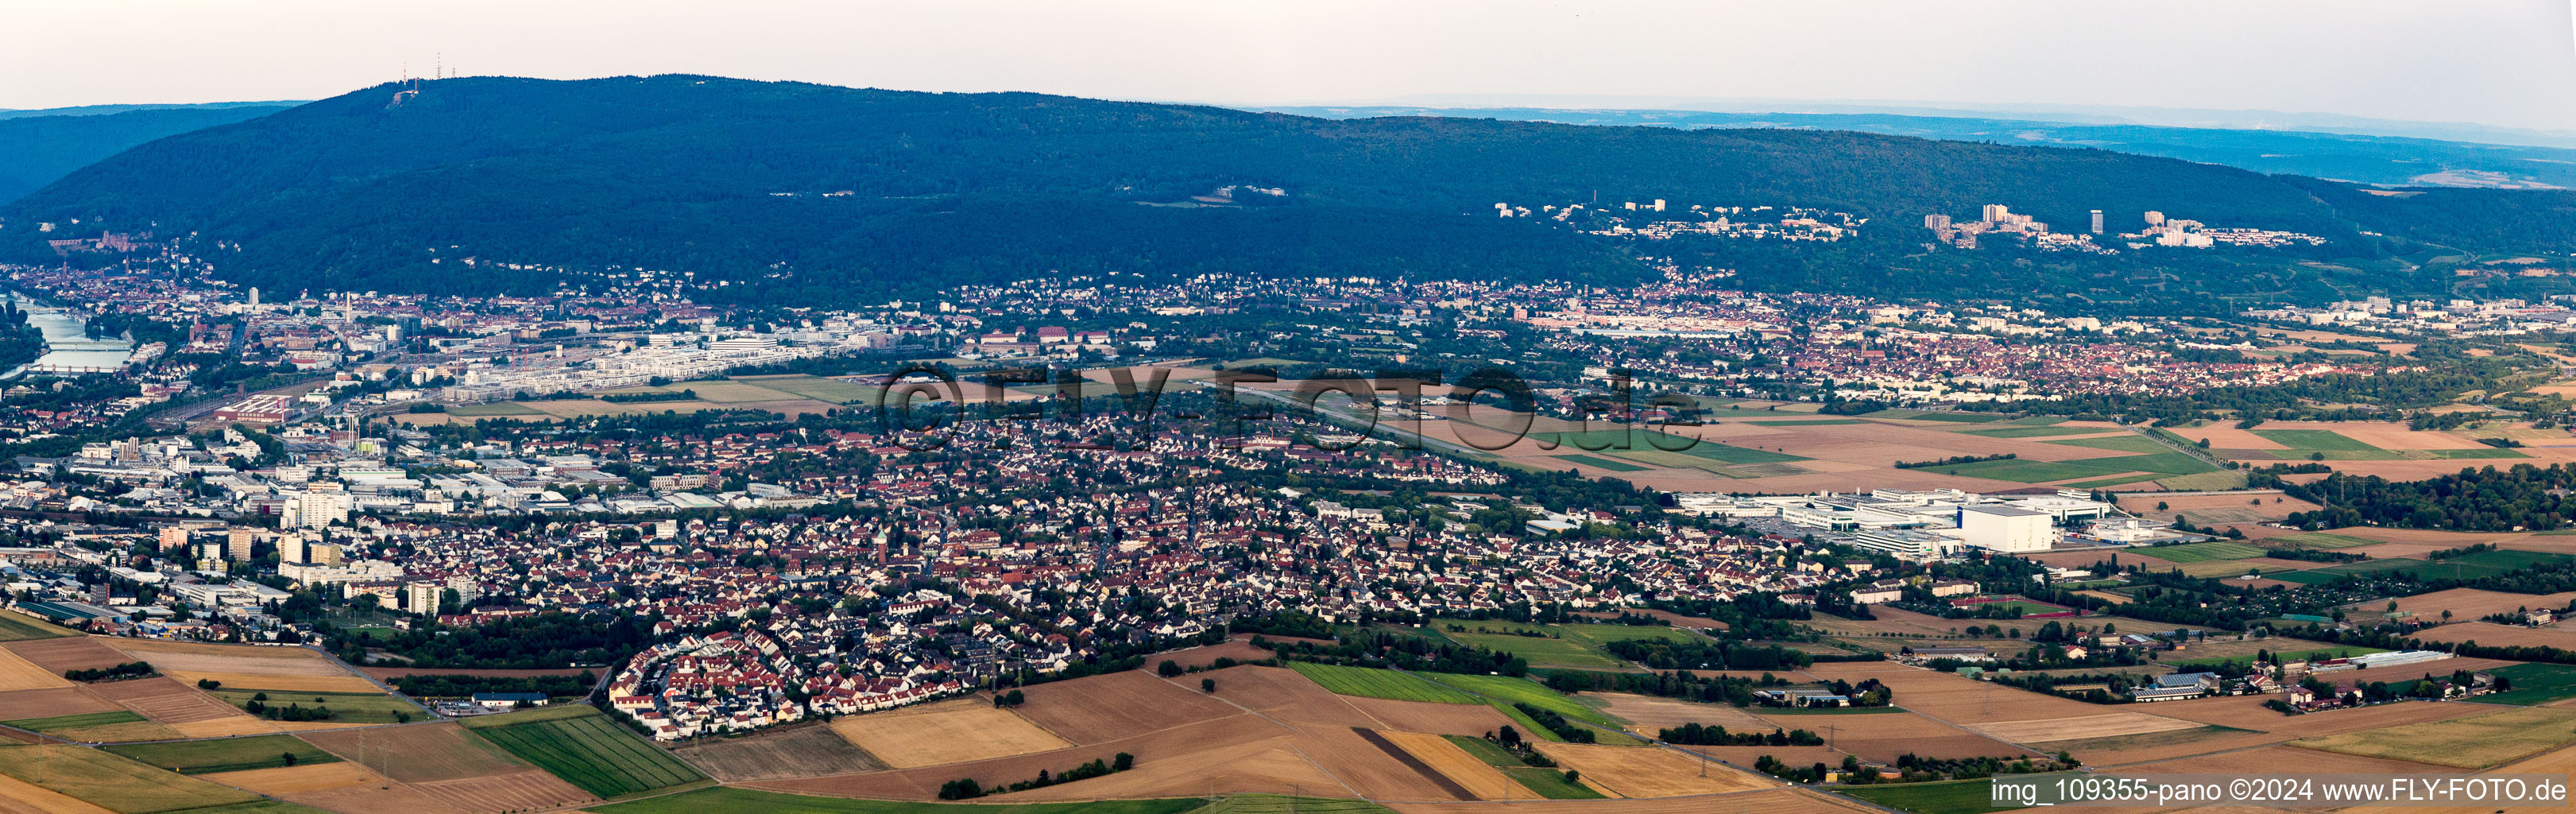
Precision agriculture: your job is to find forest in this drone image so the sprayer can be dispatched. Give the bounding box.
[11,75,2570,308]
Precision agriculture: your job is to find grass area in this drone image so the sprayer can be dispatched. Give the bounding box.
[103,735,340,775]
[2166,645,2386,669]
[2252,429,2382,451]
[2292,707,2576,769]
[1838,777,2019,814]
[1636,432,1809,464]
[2277,550,2576,584]
[455,702,604,728]
[2044,435,2172,453]
[590,787,1217,814]
[1441,630,1623,669]
[1285,662,1474,704]
[1421,673,1620,729]
[2267,532,2380,549]
[1444,735,1522,766]
[0,607,79,640]
[6,710,147,732]
[1502,766,1605,799]
[447,401,548,417]
[1490,700,1564,742]
[2480,664,2576,706]
[0,743,267,814]
[209,688,419,724]
[467,704,707,798]
[1927,459,2141,483]
[1550,454,1649,473]
[1961,425,2105,438]
[2137,541,2269,562]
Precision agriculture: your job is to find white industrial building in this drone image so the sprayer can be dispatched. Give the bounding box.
[1959,505,2052,552]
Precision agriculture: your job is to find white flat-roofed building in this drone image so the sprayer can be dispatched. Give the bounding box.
[1959,505,2052,552]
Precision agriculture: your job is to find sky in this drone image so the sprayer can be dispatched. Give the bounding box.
[5,0,2574,134]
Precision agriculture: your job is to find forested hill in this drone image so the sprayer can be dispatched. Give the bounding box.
[3,75,2566,304]
[0,104,292,203]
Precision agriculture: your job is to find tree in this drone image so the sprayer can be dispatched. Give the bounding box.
[281,752,296,767]
[1113,752,1135,771]
[1201,678,1216,693]
[1158,660,1183,677]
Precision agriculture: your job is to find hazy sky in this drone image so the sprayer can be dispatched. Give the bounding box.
[6,0,2574,131]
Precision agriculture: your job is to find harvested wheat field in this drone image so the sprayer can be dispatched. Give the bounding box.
[0,688,117,720]
[2293,706,2576,769]
[1671,744,1847,771]
[202,761,381,795]
[1379,730,1523,801]
[0,772,115,814]
[301,721,531,782]
[991,736,1346,803]
[1156,640,1276,669]
[1343,696,1518,738]
[2382,589,2576,620]
[1804,667,2105,724]
[1391,786,1876,814]
[673,720,885,781]
[1756,710,2021,762]
[0,639,130,675]
[161,672,383,694]
[754,712,1286,801]
[2152,695,2493,738]
[1531,742,1773,797]
[0,648,68,692]
[2338,742,2576,814]
[168,717,282,738]
[1296,725,1472,800]
[1968,711,2201,743]
[87,676,251,724]
[2114,743,2465,775]
[409,770,599,813]
[1201,665,1382,729]
[2413,621,2576,649]
[1008,669,1241,742]
[1800,607,1966,638]
[828,696,1073,768]
[1594,692,1771,734]
[268,780,472,814]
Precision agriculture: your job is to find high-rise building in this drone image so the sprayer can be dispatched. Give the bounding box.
[2144,211,2165,227]
[159,526,191,552]
[1982,204,2009,223]
[1924,214,1951,231]
[405,582,444,616]
[247,287,260,308]
[1651,199,1666,211]
[280,534,307,564]
[226,527,256,561]
[2090,210,2104,234]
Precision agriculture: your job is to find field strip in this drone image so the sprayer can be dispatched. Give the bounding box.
[1285,740,1365,799]
[1158,673,1388,732]
[1352,727,1477,800]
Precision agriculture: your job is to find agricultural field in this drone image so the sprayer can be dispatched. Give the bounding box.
[2291,707,2576,768]
[2264,531,2381,548]
[1374,730,1525,800]
[462,704,706,797]
[2164,644,2386,669]
[672,720,888,781]
[2132,541,2267,562]
[2477,663,2576,705]
[0,609,79,642]
[1419,673,1620,729]
[103,735,339,775]
[0,645,70,691]
[205,688,418,724]
[5,709,182,742]
[1288,662,1474,704]
[1967,711,2200,744]
[827,697,1070,768]
[1005,669,1243,743]
[590,787,1210,814]
[2413,621,2576,651]
[0,743,267,814]
[1836,777,2025,814]
[1437,629,1622,669]
[1530,741,1771,797]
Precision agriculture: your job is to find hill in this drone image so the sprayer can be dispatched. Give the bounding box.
[6,75,2570,307]
[0,104,292,203]
[1263,106,2576,190]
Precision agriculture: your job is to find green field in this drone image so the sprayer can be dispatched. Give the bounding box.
[1551,454,1649,473]
[2276,550,2575,584]
[1839,777,2052,814]
[0,608,79,640]
[455,702,604,728]
[1444,735,1523,766]
[1180,796,1396,814]
[1433,621,1701,669]
[2137,541,2268,563]
[104,735,341,775]
[1926,459,2144,484]
[0,743,270,814]
[2478,663,2576,706]
[2426,447,2531,459]
[2267,532,2380,549]
[1421,673,1620,729]
[466,705,706,798]
[2252,429,2382,451]
[1502,766,1605,799]
[210,688,420,724]
[1441,630,1623,669]
[590,787,1216,814]
[2044,435,2171,453]
[7,710,148,732]
[1285,662,1474,704]
[1489,700,1565,742]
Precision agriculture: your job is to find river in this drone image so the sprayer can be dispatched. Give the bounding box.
[1,293,134,378]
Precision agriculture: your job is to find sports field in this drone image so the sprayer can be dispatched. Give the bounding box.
[1287,662,1475,704]
[103,735,340,774]
[590,786,1211,814]
[465,704,706,797]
